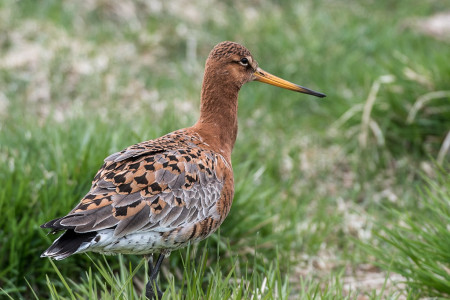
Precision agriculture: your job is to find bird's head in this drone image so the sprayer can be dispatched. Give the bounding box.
[205,41,326,98]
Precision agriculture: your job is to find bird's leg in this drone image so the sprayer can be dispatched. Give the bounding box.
[145,253,165,300]
[145,255,154,275]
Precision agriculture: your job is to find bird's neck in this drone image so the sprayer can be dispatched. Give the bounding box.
[193,67,240,160]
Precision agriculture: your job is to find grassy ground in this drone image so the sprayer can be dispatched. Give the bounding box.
[0,0,449,299]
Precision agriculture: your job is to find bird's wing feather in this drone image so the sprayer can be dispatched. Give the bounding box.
[42,131,225,238]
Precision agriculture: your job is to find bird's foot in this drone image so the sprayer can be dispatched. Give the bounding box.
[145,281,163,300]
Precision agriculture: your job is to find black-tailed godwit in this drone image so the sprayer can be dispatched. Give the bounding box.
[41,41,325,299]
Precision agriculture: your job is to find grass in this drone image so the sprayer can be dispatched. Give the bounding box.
[0,0,449,299]
[362,169,450,298]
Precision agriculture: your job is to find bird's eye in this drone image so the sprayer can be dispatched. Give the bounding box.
[239,57,249,66]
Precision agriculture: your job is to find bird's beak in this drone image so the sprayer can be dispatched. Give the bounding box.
[253,68,326,98]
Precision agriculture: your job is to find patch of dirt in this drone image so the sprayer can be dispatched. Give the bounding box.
[342,264,406,299]
[292,252,406,299]
[407,12,450,41]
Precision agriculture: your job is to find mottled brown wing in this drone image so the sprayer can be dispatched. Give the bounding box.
[45,133,225,238]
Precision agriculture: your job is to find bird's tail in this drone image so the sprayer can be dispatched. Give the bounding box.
[41,229,96,260]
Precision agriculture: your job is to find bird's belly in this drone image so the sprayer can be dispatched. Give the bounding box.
[81,229,181,256]
[81,219,224,256]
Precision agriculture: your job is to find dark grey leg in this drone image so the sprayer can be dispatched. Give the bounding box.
[145,253,164,299]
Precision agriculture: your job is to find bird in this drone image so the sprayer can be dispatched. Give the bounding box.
[40,41,326,299]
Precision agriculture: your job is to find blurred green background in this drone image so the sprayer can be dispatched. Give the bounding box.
[0,0,449,299]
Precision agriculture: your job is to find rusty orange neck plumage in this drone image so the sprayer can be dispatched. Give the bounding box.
[193,41,326,162]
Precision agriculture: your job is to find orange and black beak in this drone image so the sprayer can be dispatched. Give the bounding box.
[253,68,326,98]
